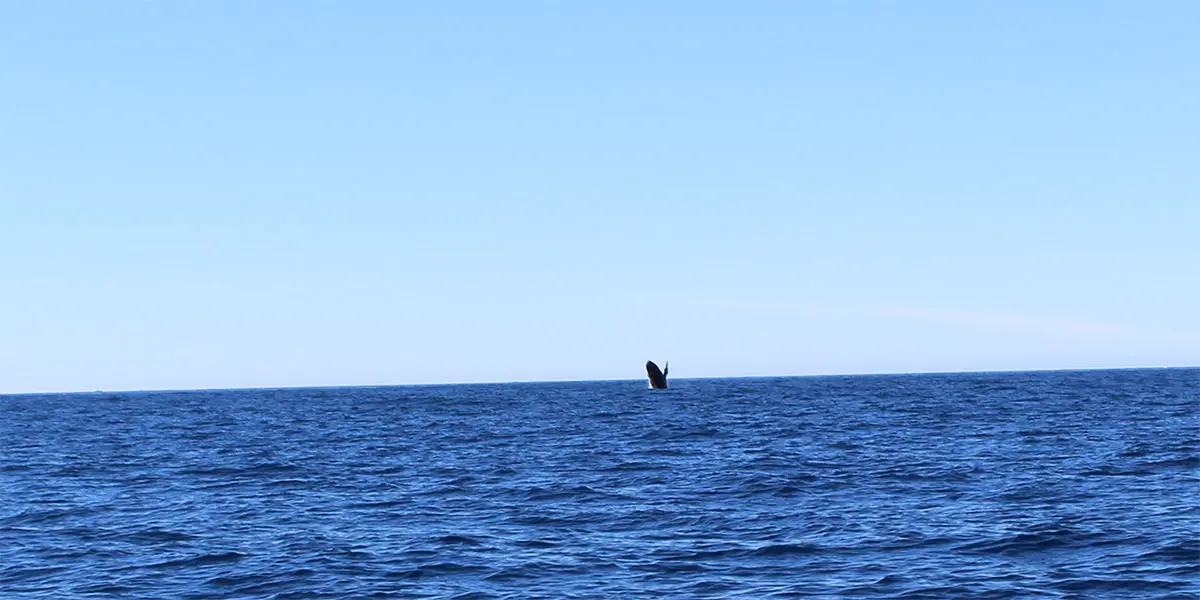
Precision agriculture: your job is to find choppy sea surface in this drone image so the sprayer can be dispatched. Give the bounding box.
[2,368,1197,599]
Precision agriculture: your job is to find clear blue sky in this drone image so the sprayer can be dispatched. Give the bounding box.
[2,2,1196,393]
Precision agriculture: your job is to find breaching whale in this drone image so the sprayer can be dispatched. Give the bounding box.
[646,360,669,389]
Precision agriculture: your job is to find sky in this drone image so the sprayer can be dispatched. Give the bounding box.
[1,2,1197,393]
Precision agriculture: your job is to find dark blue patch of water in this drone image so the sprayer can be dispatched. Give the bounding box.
[1,368,1197,598]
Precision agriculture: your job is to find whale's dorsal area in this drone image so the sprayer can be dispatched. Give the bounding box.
[646,360,668,389]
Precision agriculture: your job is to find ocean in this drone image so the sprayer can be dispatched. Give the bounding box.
[1,368,1197,599]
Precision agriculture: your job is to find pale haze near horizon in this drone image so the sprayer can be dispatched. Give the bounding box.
[2,2,1197,394]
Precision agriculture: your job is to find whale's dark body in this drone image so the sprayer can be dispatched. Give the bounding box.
[646,360,669,389]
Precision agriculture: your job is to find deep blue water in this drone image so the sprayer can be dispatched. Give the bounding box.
[2,368,1197,599]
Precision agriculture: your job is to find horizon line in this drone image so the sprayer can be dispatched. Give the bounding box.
[2,364,1195,397]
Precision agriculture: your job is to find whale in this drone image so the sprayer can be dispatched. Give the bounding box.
[646,360,669,389]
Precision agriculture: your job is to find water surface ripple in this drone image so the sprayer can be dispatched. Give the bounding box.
[2,369,1197,598]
